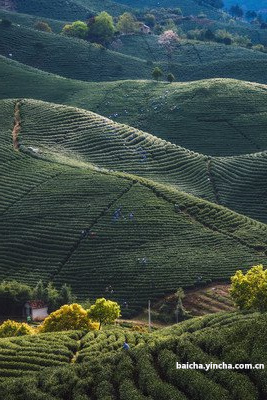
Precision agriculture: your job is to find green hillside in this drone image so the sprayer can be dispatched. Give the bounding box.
[0,9,66,33]
[1,23,267,84]
[0,24,152,81]
[0,98,266,314]
[2,0,131,20]
[14,0,93,21]
[10,95,267,223]
[0,312,267,399]
[1,56,267,158]
[116,0,226,19]
[116,34,267,84]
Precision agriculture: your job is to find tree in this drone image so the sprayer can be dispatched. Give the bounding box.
[34,21,52,33]
[0,320,34,338]
[45,282,60,312]
[158,30,180,60]
[230,265,267,312]
[33,280,46,301]
[174,288,189,323]
[144,13,156,28]
[40,303,98,332]
[58,284,76,307]
[87,298,121,329]
[0,281,32,315]
[152,66,163,81]
[62,21,88,39]
[229,4,244,19]
[88,12,115,45]
[167,73,175,83]
[117,12,137,35]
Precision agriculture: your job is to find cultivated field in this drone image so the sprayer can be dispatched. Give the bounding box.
[0,312,266,399]
[1,23,267,84]
[0,99,266,315]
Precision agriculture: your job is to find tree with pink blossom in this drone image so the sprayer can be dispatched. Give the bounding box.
[158,30,180,60]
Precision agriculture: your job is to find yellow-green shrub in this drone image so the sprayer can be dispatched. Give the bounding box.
[39,303,98,332]
[0,320,34,338]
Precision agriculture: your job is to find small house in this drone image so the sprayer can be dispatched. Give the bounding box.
[24,300,48,321]
[138,23,151,34]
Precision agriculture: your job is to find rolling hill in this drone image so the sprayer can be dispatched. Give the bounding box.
[116,0,227,20]
[0,311,266,399]
[1,23,267,84]
[3,0,130,20]
[16,98,267,223]
[1,56,267,157]
[0,98,266,315]
[0,9,66,33]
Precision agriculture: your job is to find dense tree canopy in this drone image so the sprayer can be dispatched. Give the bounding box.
[88,12,115,45]
[62,21,88,39]
[87,298,121,329]
[117,12,137,34]
[40,303,98,332]
[230,265,267,312]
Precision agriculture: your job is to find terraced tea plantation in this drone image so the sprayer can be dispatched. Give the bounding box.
[1,56,267,158]
[0,311,266,399]
[16,98,267,223]
[1,23,267,84]
[0,98,266,315]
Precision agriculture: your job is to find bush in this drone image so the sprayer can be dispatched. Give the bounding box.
[152,66,163,81]
[62,21,88,39]
[39,303,98,332]
[252,44,266,52]
[0,280,33,315]
[0,320,34,338]
[34,21,52,33]
[230,265,267,311]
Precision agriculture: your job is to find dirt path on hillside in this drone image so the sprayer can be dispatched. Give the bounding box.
[13,101,21,150]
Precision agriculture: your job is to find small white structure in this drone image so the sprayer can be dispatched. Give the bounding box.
[138,23,151,34]
[24,300,48,321]
[28,146,40,154]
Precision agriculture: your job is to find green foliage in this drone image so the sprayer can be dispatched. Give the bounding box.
[32,281,76,312]
[0,97,266,316]
[143,13,156,28]
[0,312,267,397]
[34,21,52,33]
[88,12,115,45]
[58,284,77,307]
[34,280,46,301]
[152,66,163,80]
[117,13,137,34]
[0,319,34,338]
[252,44,266,52]
[40,303,98,332]
[230,265,267,311]
[0,280,32,315]
[88,298,121,328]
[62,21,88,39]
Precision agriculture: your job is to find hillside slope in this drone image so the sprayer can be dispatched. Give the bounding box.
[1,24,267,84]
[12,0,130,19]
[12,98,267,223]
[0,99,266,314]
[1,56,267,157]
[0,312,267,399]
[0,25,151,82]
